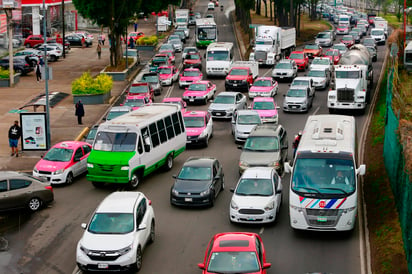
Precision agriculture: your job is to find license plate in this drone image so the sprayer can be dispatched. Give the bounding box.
[185,197,193,202]
[189,98,194,102]
[215,113,222,116]
[186,140,191,143]
[233,84,237,86]
[317,216,327,222]
[247,217,255,221]
[98,263,109,269]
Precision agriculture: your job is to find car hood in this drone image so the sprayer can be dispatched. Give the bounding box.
[226,75,247,80]
[183,90,207,97]
[254,109,278,117]
[173,179,210,192]
[184,59,201,64]
[240,150,280,165]
[186,127,206,136]
[35,159,70,172]
[232,194,274,208]
[80,232,134,251]
[235,124,258,133]
[284,96,307,103]
[209,103,234,111]
[250,86,272,93]
[180,76,201,82]
[88,151,135,165]
[310,64,329,71]
[309,76,326,82]
[159,74,172,79]
[273,68,293,74]
[335,78,360,90]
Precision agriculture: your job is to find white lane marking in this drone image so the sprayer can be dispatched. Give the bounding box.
[312,106,320,115]
[259,227,265,234]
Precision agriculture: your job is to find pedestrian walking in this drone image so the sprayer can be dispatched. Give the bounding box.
[81,36,86,49]
[98,34,102,45]
[97,44,102,59]
[35,62,42,82]
[75,100,85,125]
[129,36,135,49]
[292,131,302,159]
[39,57,44,66]
[134,19,138,32]
[8,120,22,157]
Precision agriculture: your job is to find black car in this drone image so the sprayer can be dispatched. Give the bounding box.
[170,157,225,207]
[0,56,33,75]
[139,71,162,95]
[65,34,90,47]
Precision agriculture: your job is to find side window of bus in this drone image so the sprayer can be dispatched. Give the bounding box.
[137,136,143,154]
[157,119,167,143]
[141,127,151,152]
[178,111,185,133]
[149,123,160,148]
[172,113,182,135]
[165,116,175,139]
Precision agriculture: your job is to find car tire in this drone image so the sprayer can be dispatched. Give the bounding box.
[15,68,23,75]
[209,190,215,207]
[148,220,155,244]
[25,43,31,48]
[66,172,74,185]
[221,176,225,191]
[51,55,57,62]
[164,153,174,171]
[134,246,143,272]
[92,181,104,188]
[28,197,42,211]
[204,135,209,147]
[128,172,141,189]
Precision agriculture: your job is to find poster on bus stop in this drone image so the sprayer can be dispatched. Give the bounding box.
[20,112,48,151]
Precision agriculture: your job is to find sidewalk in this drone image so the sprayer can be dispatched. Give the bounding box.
[0,19,157,172]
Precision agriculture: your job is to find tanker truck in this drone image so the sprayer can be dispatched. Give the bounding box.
[249,25,296,66]
[327,44,373,114]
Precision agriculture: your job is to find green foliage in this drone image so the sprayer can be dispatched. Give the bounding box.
[72,72,113,95]
[140,0,179,14]
[136,35,158,45]
[0,67,10,79]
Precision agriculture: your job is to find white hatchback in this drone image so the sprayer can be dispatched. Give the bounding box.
[76,192,155,272]
[230,167,282,224]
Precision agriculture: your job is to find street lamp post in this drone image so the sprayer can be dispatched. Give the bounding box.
[42,0,51,149]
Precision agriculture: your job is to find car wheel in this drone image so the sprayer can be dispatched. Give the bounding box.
[128,172,141,189]
[51,55,57,62]
[92,181,104,188]
[148,220,155,244]
[203,98,207,105]
[204,135,209,147]
[25,43,31,48]
[28,197,42,211]
[66,172,74,185]
[164,153,174,171]
[221,176,225,191]
[209,190,215,207]
[134,246,143,272]
[15,68,23,74]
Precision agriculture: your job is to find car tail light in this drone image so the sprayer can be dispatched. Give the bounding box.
[149,200,152,205]
[45,185,53,192]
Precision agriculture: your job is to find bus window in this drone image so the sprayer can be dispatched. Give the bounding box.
[157,119,167,143]
[165,116,175,139]
[149,123,160,148]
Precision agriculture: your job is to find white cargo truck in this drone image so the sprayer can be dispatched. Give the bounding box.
[249,26,296,66]
[175,9,189,28]
[328,45,373,114]
[373,17,388,36]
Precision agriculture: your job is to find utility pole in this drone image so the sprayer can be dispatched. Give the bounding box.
[5,9,14,86]
[62,0,65,58]
[43,0,51,150]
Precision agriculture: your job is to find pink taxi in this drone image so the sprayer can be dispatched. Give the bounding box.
[183,80,216,105]
[162,97,187,113]
[32,141,92,185]
[159,50,175,64]
[250,97,279,124]
[158,65,179,86]
[183,111,213,147]
[336,24,349,35]
[122,94,152,110]
[178,68,203,88]
[248,77,279,99]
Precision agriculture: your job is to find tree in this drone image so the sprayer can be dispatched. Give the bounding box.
[72,0,142,67]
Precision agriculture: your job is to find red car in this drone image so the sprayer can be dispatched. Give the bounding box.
[303,44,323,59]
[341,35,355,48]
[127,82,154,101]
[24,35,46,48]
[288,51,309,71]
[183,53,202,70]
[198,232,271,274]
[183,80,216,105]
[323,49,342,65]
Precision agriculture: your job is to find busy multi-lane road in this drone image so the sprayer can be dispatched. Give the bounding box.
[1,0,388,273]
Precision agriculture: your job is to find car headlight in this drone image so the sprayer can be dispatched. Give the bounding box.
[33,167,38,173]
[341,206,356,214]
[117,244,132,255]
[200,189,210,197]
[172,188,179,195]
[239,161,249,169]
[290,205,304,213]
[87,163,94,168]
[80,244,91,255]
[121,166,129,170]
[328,95,336,100]
[268,161,279,168]
[199,130,207,138]
[54,169,64,175]
[231,200,239,210]
[241,79,247,83]
[228,107,235,113]
[264,201,275,211]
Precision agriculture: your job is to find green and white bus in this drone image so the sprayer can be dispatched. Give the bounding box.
[195,18,217,48]
[87,104,186,188]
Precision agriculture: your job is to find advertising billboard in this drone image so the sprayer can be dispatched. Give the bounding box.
[20,112,49,151]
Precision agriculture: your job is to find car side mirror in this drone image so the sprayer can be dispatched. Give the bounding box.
[237,145,243,150]
[198,263,205,270]
[230,188,235,193]
[81,223,87,229]
[172,175,177,179]
[138,223,147,230]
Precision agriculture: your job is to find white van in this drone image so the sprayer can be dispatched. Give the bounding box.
[87,104,186,188]
[205,42,234,76]
[370,28,386,45]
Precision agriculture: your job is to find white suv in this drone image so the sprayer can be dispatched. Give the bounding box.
[76,192,155,272]
[36,44,62,62]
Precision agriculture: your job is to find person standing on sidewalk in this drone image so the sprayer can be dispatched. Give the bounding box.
[97,44,102,59]
[36,62,42,82]
[8,120,21,157]
[75,100,85,125]
[134,19,138,32]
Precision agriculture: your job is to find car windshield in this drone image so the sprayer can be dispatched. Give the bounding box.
[236,178,274,196]
[312,58,329,65]
[93,131,137,152]
[141,75,159,83]
[43,147,73,162]
[244,136,279,151]
[107,111,129,120]
[169,40,181,45]
[305,44,319,50]
[316,33,329,38]
[275,62,292,69]
[88,213,134,234]
[184,116,205,128]
[207,50,229,61]
[229,69,248,76]
[289,53,304,59]
[333,45,346,51]
[253,79,271,87]
[213,95,235,104]
[188,83,207,91]
[292,80,310,86]
[207,251,260,273]
[342,36,353,41]
[183,70,200,77]
[287,88,307,97]
[160,44,174,51]
[238,114,261,125]
[252,101,275,110]
[308,70,325,77]
[124,99,145,107]
[178,166,211,180]
[291,157,355,195]
[186,54,200,60]
[364,39,375,46]
[325,50,338,56]
[159,68,172,74]
[184,48,198,54]
[338,25,347,29]
[129,85,147,95]
[371,30,384,35]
